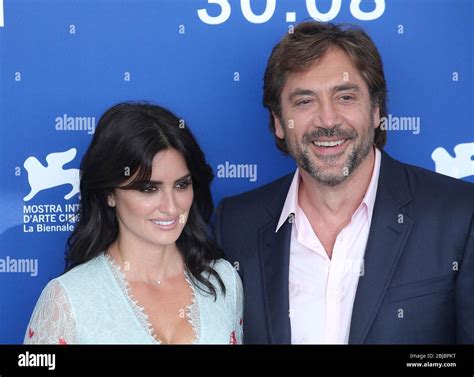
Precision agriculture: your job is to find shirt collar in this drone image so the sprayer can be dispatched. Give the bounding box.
[276,148,381,232]
[276,167,300,232]
[363,147,381,228]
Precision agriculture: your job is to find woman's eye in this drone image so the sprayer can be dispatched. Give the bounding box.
[140,185,157,194]
[175,181,192,191]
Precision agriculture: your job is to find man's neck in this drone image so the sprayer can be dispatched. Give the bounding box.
[298,148,376,222]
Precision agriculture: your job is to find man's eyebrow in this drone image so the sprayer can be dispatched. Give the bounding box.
[148,173,192,185]
[332,83,360,93]
[288,84,361,102]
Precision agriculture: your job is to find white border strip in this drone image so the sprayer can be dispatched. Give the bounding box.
[0,0,4,27]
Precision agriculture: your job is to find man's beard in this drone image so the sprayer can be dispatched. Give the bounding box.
[284,120,375,187]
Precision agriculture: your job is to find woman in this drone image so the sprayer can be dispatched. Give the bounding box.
[24,102,243,344]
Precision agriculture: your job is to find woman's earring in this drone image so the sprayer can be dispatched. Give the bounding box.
[108,200,115,207]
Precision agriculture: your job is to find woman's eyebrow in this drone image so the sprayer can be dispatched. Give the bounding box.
[148,173,192,185]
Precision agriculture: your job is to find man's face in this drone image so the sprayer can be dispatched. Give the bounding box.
[274,47,380,186]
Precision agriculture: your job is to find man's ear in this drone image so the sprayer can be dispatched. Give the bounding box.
[372,105,381,129]
[273,113,285,139]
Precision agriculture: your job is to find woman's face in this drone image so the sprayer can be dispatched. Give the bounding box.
[109,148,194,249]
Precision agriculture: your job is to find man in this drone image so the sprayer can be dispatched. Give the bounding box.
[215,22,474,344]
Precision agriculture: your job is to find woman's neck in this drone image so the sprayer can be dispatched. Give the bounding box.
[107,237,184,285]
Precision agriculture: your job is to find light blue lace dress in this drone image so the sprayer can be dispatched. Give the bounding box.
[24,253,243,344]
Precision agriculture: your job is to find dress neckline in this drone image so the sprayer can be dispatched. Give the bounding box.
[102,253,200,344]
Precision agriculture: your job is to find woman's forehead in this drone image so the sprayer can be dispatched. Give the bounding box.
[150,149,190,181]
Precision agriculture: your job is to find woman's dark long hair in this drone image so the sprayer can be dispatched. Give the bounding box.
[66,102,225,298]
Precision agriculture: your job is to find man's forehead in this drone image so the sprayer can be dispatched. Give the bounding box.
[283,54,367,95]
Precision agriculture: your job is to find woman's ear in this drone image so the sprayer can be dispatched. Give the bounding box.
[107,193,115,207]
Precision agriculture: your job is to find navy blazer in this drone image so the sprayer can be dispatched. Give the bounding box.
[215,151,474,344]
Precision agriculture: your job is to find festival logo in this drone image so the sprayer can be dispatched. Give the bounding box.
[431,142,474,180]
[22,148,80,233]
[24,148,80,202]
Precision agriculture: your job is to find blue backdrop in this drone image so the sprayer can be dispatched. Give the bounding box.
[0,0,473,343]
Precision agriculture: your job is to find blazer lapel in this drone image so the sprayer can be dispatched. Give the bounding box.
[259,219,292,344]
[258,175,293,344]
[349,152,414,344]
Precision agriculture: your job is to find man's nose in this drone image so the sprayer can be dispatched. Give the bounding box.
[313,98,341,129]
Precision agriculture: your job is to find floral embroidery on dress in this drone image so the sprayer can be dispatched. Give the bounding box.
[105,253,200,344]
[23,255,242,345]
[230,330,237,344]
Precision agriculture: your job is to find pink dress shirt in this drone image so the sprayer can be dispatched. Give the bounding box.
[276,148,381,344]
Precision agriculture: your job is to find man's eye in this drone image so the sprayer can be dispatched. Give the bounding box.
[339,95,355,102]
[295,99,312,106]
